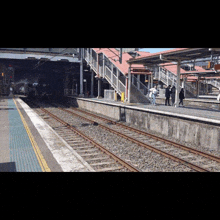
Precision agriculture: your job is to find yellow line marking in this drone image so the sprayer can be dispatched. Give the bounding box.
[13,98,51,172]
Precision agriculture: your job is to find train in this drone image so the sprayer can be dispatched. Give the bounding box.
[13,78,52,99]
[29,78,52,99]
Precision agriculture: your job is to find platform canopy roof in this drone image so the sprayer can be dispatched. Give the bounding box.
[127,48,220,66]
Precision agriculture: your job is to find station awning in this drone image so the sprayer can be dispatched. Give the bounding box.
[127,48,220,66]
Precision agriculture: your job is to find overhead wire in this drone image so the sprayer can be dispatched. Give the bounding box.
[33,48,70,70]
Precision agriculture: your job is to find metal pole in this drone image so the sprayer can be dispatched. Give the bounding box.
[137,74,140,90]
[79,48,84,97]
[175,60,181,107]
[91,70,94,97]
[128,65,131,103]
[125,77,128,101]
[197,76,200,97]
[148,75,150,90]
[151,72,153,88]
[97,78,102,98]
[97,52,102,99]
[116,68,119,92]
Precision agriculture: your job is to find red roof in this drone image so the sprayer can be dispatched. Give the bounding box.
[91,49,219,81]
[92,48,151,75]
[161,62,214,75]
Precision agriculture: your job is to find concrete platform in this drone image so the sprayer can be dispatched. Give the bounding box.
[69,97,220,151]
[71,97,220,123]
[0,96,94,172]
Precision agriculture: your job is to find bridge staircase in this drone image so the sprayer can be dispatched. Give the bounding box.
[155,65,197,98]
[207,80,220,89]
[84,48,151,104]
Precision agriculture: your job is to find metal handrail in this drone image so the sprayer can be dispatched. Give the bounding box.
[206,79,220,89]
[159,67,197,95]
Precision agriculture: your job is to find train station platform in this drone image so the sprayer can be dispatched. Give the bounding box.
[0,95,94,172]
[69,96,220,152]
[71,96,220,123]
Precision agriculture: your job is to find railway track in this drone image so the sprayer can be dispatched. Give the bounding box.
[55,105,220,172]
[29,102,140,172]
[25,98,220,172]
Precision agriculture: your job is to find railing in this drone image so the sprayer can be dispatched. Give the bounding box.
[84,48,149,101]
[84,49,97,73]
[131,75,148,96]
[206,79,220,89]
[184,82,197,95]
[105,66,126,95]
[158,67,197,96]
[85,49,126,96]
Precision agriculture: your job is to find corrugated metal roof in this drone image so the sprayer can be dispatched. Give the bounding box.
[92,48,151,75]
[127,48,220,65]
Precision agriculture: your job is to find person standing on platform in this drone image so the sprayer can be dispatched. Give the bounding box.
[165,85,171,106]
[171,85,176,106]
[149,85,158,106]
[179,88,185,106]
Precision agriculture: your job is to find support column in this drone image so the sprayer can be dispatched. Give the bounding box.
[125,76,128,101]
[197,77,200,97]
[116,68,119,92]
[151,73,153,88]
[175,60,181,107]
[90,70,94,97]
[128,65,131,103]
[159,66,161,81]
[182,76,186,89]
[79,48,84,97]
[137,74,140,90]
[148,75,150,90]
[205,80,208,95]
[132,74,134,84]
[97,78,102,99]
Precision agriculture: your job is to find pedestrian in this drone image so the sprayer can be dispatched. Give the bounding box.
[165,85,171,106]
[171,85,176,106]
[149,85,158,105]
[179,88,185,106]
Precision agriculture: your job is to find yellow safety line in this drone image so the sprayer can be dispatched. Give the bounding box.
[13,98,51,172]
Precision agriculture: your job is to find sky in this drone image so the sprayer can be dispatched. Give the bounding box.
[139,48,174,53]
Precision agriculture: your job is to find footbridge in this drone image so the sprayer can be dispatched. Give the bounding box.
[83,48,151,103]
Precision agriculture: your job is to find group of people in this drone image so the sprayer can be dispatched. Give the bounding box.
[165,85,185,106]
[149,85,185,106]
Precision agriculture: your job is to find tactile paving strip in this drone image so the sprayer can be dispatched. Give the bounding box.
[8,99,42,172]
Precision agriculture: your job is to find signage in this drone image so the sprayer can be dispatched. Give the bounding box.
[133,69,150,73]
[214,64,220,71]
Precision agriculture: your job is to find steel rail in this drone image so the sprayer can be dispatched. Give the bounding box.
[60,107,210,172]
[71,107,220,164]
[39,107,140,172]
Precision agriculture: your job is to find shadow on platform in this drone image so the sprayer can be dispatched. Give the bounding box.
[0,162,17,172]
[0,108,17,110]
[183,105,220,113]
